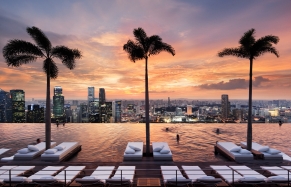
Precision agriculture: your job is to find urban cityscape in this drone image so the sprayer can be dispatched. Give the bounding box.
[0,86,289,124]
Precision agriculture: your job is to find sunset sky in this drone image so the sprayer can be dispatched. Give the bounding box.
[0,0,291,100]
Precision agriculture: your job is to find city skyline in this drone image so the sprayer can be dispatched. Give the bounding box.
[1,1,291,100]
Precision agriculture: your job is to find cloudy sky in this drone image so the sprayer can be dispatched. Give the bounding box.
[0,0,290,100]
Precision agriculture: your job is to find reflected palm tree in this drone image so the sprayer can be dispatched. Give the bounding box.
[123,28,175,156]
[3,26,82,150]
[218,28,279,150]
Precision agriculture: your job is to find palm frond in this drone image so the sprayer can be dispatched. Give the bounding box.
[51,46,81,69]
[149,40,175,56]
[43,58,58,79]
[123,40,144,62]
[218,47,249,58]
[3,39,44,66]
[133,28,148,49]
[5,55,38,67]
[27,26,52,55]
[239,28,255,50]
[254,46,279,58]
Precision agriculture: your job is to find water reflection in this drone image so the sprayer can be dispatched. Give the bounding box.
[0,123,290,162]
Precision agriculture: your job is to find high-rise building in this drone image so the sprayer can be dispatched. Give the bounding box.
[53,86,64,120]
[99,88,106,105]
[78,103,88,123]
[221,94,230,120]
[10,89,25,123]
[100,101,112,123]
[27,104,44,123]
[88,87,95,102]
[0,89,12,122]
[168,97,171,107]
[88,98,99,123]
[187,105,192,115]
[112,100,121,123]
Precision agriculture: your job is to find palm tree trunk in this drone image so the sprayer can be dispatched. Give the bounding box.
[145,57,150,156]
[45,67,51,150]
[247,58,253,151]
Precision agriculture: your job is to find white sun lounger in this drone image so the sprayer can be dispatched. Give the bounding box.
[152,142,173,161]
[32,166,86,186]
[0,166,35,183]
[161,166,191,186]
[123,142,143,161]
[210,165,243,184]
[261,166,291,182]
[41,142,80,161]
[28,166,65,181]
[106,166,135,186]
[241,142,283,161]
[216,142,253,162]
[14,142,57,161]
[181,166,222,184]
[0,166,17,175]
[75,166,115,186]
[0,149,10,155]
[229,166,266,182]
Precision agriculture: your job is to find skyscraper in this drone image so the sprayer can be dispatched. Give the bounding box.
[100,101,112,123]
[112,100,121,123]
[221,94,230,120]
[88,87,95,114]
[53,86,64,120]
[99,88,106,105]
[0,88,12,122]
[10,89,25,123]
[88,98,99,123]
[27,104,44,123]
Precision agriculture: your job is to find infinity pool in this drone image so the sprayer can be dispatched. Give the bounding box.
[0,123,290,162]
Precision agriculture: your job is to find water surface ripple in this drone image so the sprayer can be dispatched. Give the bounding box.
[0,123,290,162]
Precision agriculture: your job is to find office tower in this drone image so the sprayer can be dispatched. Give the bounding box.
[221,94,230,120]
[53,86,64,120]
[78,103,88,123]
[0,89,12,122]
[88,87,95,102]
[175,107,182,115]
[64,104,72,122]
[10,89,25,123]
[112,100,121,123]
[88,98,99,123]
[99,88,106,105]
[27,104,44,123]
[100,101,112,123]
[187,105,192,115]
[168,97,171,107]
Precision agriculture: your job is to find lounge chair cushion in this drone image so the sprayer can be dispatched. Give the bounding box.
[129,145,141,151]
[28,145,39,151]
[18,148,30,154]
[160,149,170,154]
[125,147,135,154]
[258,146,269,152]
[198,176,215,180]
[55,145,66,151]
[40,176,55,179]
[267,148,281,154]
[239,149,252,154]
[44,149,58,154]
[230,146,241,152]
[153,145,164,152]
[82,176,96,179]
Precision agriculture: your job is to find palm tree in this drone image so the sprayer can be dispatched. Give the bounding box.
[123,28,175,156]
[3,26,82,150]
[218,28,279,150]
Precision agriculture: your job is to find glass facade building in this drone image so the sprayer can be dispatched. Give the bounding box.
[10,89,25,123]
[112,100,121,123]
[27,104,44,123]
[100,101,112,123]
[0,89,12,122]
[99,88,106,105]
[53,86,64,119]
